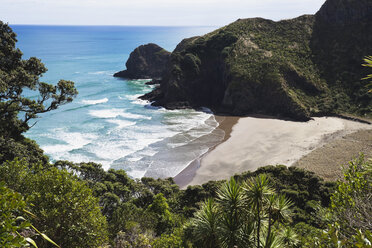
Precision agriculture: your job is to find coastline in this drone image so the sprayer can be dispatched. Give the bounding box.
[175,115,372,188]
[173,116,239,188]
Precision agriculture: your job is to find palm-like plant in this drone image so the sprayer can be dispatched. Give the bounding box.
[260,230,284,248]
[362,56,372,93]
[280,227,299,247]
[189,174,297,248]
[243,174,275,248]
[190,198,220,248]
[216,177,246,248]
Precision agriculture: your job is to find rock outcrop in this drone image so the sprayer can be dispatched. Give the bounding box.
[114,43,170,79]
[140,0,371,120]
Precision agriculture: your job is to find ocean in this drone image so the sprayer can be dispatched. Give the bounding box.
[12,25,224,178]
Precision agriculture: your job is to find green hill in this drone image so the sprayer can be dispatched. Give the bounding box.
[142,0,372,120]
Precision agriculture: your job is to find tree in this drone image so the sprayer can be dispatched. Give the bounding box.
[0,159,109,248]
[146,193,175,236]
[0,21,77,165]
[189,198,220,248]
[362,56,372,93]
[0,21,78,137]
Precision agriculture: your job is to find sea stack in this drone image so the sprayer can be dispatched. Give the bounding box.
[114,43,170,79]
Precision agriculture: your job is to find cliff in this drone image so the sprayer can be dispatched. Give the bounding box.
[141,0,372,120]
[114,43,170,79]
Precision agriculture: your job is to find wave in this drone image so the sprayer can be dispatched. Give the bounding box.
[107,119,136,128]
[118,94,149,105]
[123,94,143,101]
[42,129,97,158]
[88,108,151,120]
[88,70,114,75]
[81,98,108,105]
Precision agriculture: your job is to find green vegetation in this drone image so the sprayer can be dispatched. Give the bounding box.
[363,56,372,93]
[0,182,32,248]
[0,160,109,248]
[0,182,61,248]
[189,175,296,247]
[1,1,372,246]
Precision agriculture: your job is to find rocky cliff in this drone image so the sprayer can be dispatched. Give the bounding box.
[141,0,372,120]
[114,43,170,79]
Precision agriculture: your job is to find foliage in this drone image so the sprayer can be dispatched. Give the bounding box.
[113,224,153,248]
[188,175,296,248]
[0,135,48,165]
[0,182,30,247]
[0,21,77,165]
[0,159,109,248]
[322,155,372,247]
[362,56,372,93]
[151,228,185,248]
[0,182,60,248]
[330,155,372,236]
[0,22,78,137]
[146,193,175,236]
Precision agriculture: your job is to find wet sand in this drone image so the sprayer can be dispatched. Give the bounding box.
[173,116,239,187]
[176,116,371,187]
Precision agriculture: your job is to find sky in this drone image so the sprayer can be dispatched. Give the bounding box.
[1,0,327,26]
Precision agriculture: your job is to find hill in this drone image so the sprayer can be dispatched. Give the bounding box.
[141,0,372,120]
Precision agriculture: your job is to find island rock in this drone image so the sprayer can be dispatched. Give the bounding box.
[114,43,171,79]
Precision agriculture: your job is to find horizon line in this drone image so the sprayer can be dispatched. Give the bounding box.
[9,23,220,28]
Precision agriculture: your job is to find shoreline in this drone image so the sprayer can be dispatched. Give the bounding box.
[175,115,372,188]
[173,116,239,188]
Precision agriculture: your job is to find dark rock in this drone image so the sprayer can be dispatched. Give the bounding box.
[316,0,372,26]
[145,79,162,85]
[114,43,170,79]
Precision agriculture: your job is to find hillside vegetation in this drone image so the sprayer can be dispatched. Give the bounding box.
[143,0,372,120]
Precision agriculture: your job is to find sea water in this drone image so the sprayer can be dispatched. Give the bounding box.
[12,25,224,178]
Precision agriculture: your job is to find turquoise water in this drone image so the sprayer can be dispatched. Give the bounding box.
[12,25,224,178]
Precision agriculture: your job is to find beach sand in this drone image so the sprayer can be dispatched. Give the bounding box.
[173,116,239,187]
[178,116,371,187]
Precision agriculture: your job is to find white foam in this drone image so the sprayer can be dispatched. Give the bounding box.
[81,98,108,105]
[88,71,112,75]
[124,94,143,101]
[122,94,149,105]
[127,169,147,179]
[42,129,97,159]
[107,119,136,129]
[35,102,220,179]
[132,99,149,105]
[87,135,163,163]
[121,112,151,120]
[89,108,151,120]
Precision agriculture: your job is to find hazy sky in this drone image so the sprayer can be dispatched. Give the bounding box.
[1,0,327,26]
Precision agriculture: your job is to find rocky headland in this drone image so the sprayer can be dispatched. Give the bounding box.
[118,0,372,121]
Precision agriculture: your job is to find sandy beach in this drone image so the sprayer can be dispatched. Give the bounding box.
[176,115,372,187]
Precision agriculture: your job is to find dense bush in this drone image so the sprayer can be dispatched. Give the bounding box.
[0,160,109,248]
